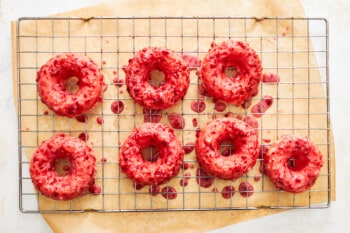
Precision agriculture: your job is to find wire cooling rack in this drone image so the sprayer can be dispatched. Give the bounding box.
[16,17,330,213]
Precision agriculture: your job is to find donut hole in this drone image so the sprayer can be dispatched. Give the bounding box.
[142,146,160,162]
[219,140,236,157]
[287,153,309,171]
[54,158,71,176]
[149,69,165,87]
[65,76,79,94]
[224,66,237,78]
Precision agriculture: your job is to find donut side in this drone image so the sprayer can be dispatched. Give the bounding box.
[123,47,190,110]
[200,40,263,105]
[119,123,184,186]
[264,135,324,193]
[30,133,97,200]
[37,53,104,117]
[195,117,259,180]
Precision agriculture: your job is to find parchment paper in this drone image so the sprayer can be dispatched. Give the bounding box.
[12,0,335,232]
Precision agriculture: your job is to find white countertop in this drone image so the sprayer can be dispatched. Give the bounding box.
[1,0,349,232]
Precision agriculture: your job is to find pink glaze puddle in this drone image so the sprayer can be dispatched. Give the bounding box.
[251,95,273,118]
[168,113,185,129]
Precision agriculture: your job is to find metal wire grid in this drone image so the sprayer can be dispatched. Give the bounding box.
[17,17,330,213]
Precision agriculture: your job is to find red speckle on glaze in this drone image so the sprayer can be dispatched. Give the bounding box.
[43,111,49,115]
[100,157,107,163]
[76,115,88,123]
[161,186,177,200]
[214,101,227,112]
[221,186,236,199]
[102,61,107,65]
[251,95,273,118]
[25,127,30,131]
[180,179,189,187]
[191,100,206,113]
[78,133,89,141]
[97,117,104,124]
[183,142,195,154]
[182,53,201,70]
[212,187,218,193]
[111,100,125,114]
[192,118,198,127]
[143,108,163,123]
[262,72,280,84]
[113,70,118,75]
[238,181,254,197]
[168,113,185,129]
[190,164,195,169]
[113,77,124,87]
[236,115,243,120]
[149,185,160,196]
[254,175,261,182]
[196,168,214,188]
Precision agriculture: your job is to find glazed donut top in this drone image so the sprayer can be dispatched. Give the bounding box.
[37,53,104,117]
[200,40,263,105]
[123,47,190,110]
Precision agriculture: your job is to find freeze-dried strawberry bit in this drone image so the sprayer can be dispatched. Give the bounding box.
[264,135,324,193]
[124,47,190,110]
[200,40,262,105]
[100,157,107,163]
[29,133,97,200]
[238,181,254,197]
[90,184,102,194]
[143,108,163,123]
[119,123,184,186]
[182,162,190,170]
[195,118,259,180]
[36,53,104,118]
[192,118,198,127]
[253,175,261,182]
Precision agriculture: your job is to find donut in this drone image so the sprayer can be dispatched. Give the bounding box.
[30,133,97,200]
[200,40,263,105]
[123,47,190,110]
[119,123,184,186]
[195,117,259,180]
[37,53,104,118]
[263,135,324,193]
